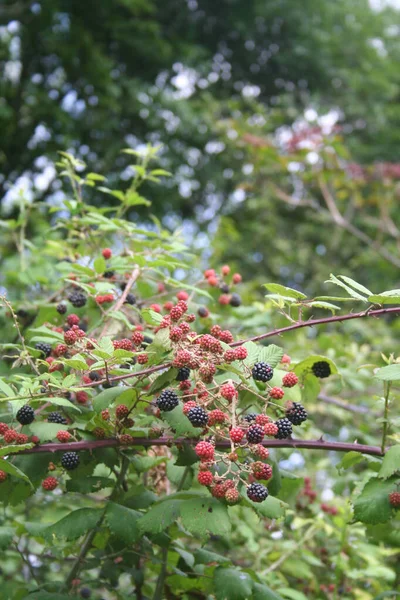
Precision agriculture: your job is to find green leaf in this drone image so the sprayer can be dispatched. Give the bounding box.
[63,355,89,370]
[180,497,231,537]
[294,355,338,378]
[306,301,340,312]
[253,583,284,600]
[258,344,284,368]
[277,589,309,600]
[93,386,126,412]
[106,502,141,543]
[375,364,400,381]
[263,283,307,300]
[162,405,200,437]
[94,256,107,274]
[194,548,231,565]
[66,476,114,494]
[0,526,15,549]
[336,451,365,472]
[213,567,253,600]
[30,396,81,412]
[175,443,199,466]
[0,443,33,457]
[301,374,320,403]
[326,274,368,302]
[337,275,372,296]
[368,290,400,304]
[0,378,15,397]
[353,476,397,524]
[149,368,178,393]
[138,498,183,533]
[32,508,103,541]
[378,446,400,479]
[28,422,69,441]
[0,459,32,485]
[245,494,287,519]
[141,308,164,325]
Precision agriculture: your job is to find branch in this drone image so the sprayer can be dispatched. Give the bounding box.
[231,306,400,347]
[78,307,400,391]
[19,437,385,457]
[318,393,376,416]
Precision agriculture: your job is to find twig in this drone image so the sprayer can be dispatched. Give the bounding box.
[381,382,391,454]
[318,393,375,415]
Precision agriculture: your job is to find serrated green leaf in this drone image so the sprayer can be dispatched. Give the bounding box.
[326,274,368,302]
[306,301,340,312]
[194,548,231,565]
[180,497,231,537]
[375,364,400,381]
[336,451,365,472]
[33,508,103,541]
[141,308,163,325]
[30,397,81,412]
[149,368,178,393]
[94,256,107,274]
[263,283,307,300]
[93,386,126,412]
[338,275,372,295]
[0,458,32,485]
[0,378,15,397]
[353,476,397,524]
[138,498,183,533]
[66,476,114,494]
[106,502,141,543]
[0,443,33,457]
[213,567,253,600]
[378,446,400,479]
[253,583,284,600]
[0,526,15,549]
[258,344,284,368]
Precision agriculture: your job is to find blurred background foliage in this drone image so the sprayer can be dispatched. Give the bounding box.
[1,0,400,297]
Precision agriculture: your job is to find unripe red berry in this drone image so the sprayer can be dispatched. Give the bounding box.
[255,414,270,426]
[234,347,247,360]
[76,391,89,404]
[282,372,299,388]
[269,387,284,399]
[254,444,270,460]
[132,331,145,346]
[195,441,215,460]
[0,423,9,434]
[4,429,18,444]
[218,294,230,305]
[169,326,183,342]
[264,422,279,436]
[31,435,40,444]
[207,276,218,287]
[67,314,80,326]
[113,338,133,351]
[389,491,400,508]
[119,434,134,445]
[150,303,161,313]
[93,427,106,438]
[137,353,148,364]
[101,409,110,421]
[230,427,244,443]
[0,470,7,482]
[198,471,214,486]
[42,476,58,491]
[210,324,222,338]
[232,273,242,284]
[102,248,112,259]
[281,354,291,364]
[204,269,215,279]
[219,330,234,343]
[225,487,240,504]
[64,330,77,345]
[176,290,189,301]
[221,265,230,276]
[164,301,174,311]
[220,382,237,402]
[223,349,237,363]
[208,409,227,425]
[183,401,197,415]
[16,433,29,444]
[211,483,226,498]
[116,405,129,419]
[170,305,184,321]
[56,430,71,443]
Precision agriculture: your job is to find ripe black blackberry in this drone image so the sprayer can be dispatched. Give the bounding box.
[103,270,115,279]
[16,405,35,425]
[246,424,264,444]
[124,293,136,305]
[35,342,52,358]
[247,482,269,503]
[311,361,331,378]
[89,371,101,381]
[56,302,67,314]
[157,389,179,412]
[80,588,92,599]
[244,413,258,423]
[252,362,274,382]
[61,451,80,470]
[198,307,209,318]
[176,367,191,381]
[230,293,241,307]
[187,406,209,427]
[219,283,230,294]
[142,335,153,346]
[48,412,67,424]
[68,291,87,308]
[274,417,293,439]
[286,402,308,425]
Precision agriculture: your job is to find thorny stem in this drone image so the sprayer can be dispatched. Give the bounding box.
[20,437,386,457]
